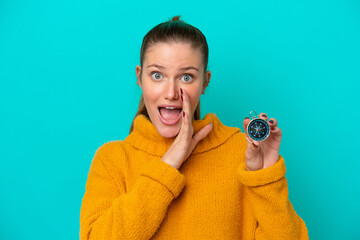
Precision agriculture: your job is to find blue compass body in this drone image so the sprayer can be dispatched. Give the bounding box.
[247,118,270,141]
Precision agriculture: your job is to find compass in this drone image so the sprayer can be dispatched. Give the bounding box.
[246,111,270,141]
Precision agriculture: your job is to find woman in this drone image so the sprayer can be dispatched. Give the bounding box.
[80,16,309,239]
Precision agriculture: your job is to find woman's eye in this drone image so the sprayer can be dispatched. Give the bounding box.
[181,74,193,82]
[152,72,162,80]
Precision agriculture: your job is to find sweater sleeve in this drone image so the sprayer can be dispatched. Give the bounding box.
[80,144,186,240]
[237,155,309,240]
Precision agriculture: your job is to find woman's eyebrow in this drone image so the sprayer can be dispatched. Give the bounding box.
[147,64,199,71]
[180,66,199,72]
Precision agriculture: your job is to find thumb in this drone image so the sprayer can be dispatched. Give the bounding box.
[243,118,251,135]
[243,118,261,151]
[189,123,212,151]
[245,132,260,151]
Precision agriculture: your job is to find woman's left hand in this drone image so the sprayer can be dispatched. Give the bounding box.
[242,113,283,171]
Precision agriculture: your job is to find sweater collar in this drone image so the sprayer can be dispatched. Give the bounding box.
[125,113,240,157]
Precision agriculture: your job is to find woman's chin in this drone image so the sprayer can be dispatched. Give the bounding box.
[157,126,181,139]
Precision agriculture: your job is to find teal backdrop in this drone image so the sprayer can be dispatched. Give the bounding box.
[1,0,359,239]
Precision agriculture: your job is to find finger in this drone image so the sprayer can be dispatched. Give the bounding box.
[178,105,188,140]
[268,126,282,145]
[180,88,192,137]
[181,88,192,125]
[270,126,277,132]
[259,112,268,121]
[243,117,260,149]
[243,117,251,136]
[270,126,282,138]
[244,130,260,150]
[268,118,280,136]
[268,118,278,129]
[177,88,186,139]
[243,118,258,147]
[268,118,278,126]
[180,105,185,133]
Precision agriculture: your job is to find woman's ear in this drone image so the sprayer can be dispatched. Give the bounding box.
[202,70,211,94]
[135,65,142,88]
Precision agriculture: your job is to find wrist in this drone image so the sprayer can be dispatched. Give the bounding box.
[246,166,262,171]
[161,158,180,170]
[245,161,263,171]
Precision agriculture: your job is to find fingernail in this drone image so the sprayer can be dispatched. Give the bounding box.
[245,117,250,120]
[271,127,275,131]
[210,123,213,127]
[269,120,274,124]
[262,114,267,117]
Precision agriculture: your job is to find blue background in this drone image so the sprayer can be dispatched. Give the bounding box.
[1,0,359,239]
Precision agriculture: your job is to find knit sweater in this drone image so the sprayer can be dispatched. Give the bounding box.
[80,113,309,240]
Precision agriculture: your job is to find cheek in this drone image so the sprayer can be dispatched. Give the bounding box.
[143,92,157,108]
[188,90,202,110]
[142,83,160,106]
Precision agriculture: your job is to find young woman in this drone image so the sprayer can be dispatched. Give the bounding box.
[80,16,309,239]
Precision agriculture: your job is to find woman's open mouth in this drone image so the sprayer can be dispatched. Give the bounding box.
[158,107,183,126]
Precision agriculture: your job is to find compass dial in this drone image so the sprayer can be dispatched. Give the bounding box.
[247,118,270,141]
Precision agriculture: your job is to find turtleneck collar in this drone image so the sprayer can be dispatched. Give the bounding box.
[124,113,240,157]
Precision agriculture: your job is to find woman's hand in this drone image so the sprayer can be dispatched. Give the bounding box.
[242,113,283,171]
[161,88,212,169]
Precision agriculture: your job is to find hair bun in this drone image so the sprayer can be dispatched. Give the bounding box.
[171,16,183,22]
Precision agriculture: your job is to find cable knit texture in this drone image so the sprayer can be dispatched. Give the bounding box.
[80,113,309,240]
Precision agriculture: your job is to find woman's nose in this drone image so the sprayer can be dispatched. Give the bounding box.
[164,82,180,100]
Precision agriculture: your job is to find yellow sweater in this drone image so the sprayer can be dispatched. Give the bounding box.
[80,113,309,240]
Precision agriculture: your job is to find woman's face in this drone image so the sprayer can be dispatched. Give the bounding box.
[136,42,211,138]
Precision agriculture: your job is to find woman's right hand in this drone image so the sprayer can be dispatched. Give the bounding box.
[161,88,213,169]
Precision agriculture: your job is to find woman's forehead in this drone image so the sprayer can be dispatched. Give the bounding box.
[144,42,202,69]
